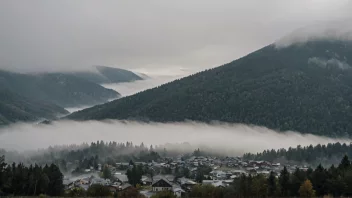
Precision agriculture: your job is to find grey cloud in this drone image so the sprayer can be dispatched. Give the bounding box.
[0,0,351,73]
[275,20,352,48]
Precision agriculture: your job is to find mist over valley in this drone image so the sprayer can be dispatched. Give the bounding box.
[2,1,352,197]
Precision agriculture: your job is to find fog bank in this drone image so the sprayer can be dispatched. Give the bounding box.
[276,20,352,48]
[65,67,191,113]
[102,68,189,97]
[0,120,348,155]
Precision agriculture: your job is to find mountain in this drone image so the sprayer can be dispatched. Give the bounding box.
[0,89,69,125]
[67,40,352,137]
[71,66,143,84]
[0,70,120,108]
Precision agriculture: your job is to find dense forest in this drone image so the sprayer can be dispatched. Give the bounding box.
[68,40,352,137]
[0,89,68,125]
[0,69,119,108]
[243,142,352,166]
[0,155,64,196]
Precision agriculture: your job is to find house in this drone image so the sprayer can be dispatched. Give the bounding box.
[152,178,173,192]
[91,178,110,186]
[108,185,119,193]
[142,176,152,185]
[232,169,247,176]
[177,177,197,192]
[210,170,227,180]
[115,174,129,183]
[172,187,185,197]
[119,183,132,191]
[202,180,226,188]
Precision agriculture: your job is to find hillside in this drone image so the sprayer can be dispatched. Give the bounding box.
[71,66,143,84]
[67,40,352,137]
[0,70,120,108]
[0,89,68,125]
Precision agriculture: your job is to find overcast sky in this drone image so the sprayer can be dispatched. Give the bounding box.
[0,0,351,73]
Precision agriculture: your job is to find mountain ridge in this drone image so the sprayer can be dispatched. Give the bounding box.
[70,66,144,84]
[0,89,69,125]
[0,70,120,108]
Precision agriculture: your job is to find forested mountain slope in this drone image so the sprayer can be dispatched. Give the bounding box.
[71,66,143,84]
[68,40,352,137]
[0,89,68,125]
[0,70,119,107]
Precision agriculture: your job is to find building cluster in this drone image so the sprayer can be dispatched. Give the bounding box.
[64,155,308,197]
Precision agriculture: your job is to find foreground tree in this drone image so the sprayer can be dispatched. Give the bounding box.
[151,190,177,198]
[118,187,146,198]
[299,179,315,197]
[66,187,86,197]
[251,174,268,197]
[102,165,112,179]
[279,166,290,196]
[267,171,278,196]
[86,184,111,197]
[127,165,143,186]
[0,156,64,196]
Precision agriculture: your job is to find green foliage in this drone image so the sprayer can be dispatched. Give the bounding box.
[86,184,111,197]
[267,171,278,196]
[195,165,212,183]
[243,142,352,166]
[299,179,316,197]
[151,190,177,198]
[67,187,86,197]
[69,40,352,137]
[279,166,290,196]
[0,69,119,109]
[189,184,231,198]
[39,194,47,198]
[127,165,144,186]
[251,174,268,197]
[0,155,64,196]
[118,187,146,198]
[228,155,352,197]
[0,89,68,125]
[102,164,112,179]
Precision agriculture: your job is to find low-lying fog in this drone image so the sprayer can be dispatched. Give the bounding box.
[0,120,349,156]
[65,68,191,113]
[102,75,183,97]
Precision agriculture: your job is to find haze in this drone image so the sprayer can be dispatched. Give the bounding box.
[0,120,349,155]
[1,0,351,73]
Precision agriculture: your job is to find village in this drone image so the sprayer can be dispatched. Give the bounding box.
[63,154,309,197]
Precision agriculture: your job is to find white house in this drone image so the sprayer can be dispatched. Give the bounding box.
[152,178,173,192]
[172,187,185,197]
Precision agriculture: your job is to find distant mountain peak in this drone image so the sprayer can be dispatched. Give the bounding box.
[70,65,144,84]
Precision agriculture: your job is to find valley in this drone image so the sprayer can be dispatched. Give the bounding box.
[1,1,352,196]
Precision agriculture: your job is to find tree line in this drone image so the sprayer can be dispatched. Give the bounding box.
[243,142,352,166]
[0,155,64,196]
